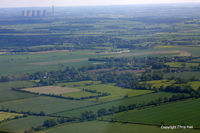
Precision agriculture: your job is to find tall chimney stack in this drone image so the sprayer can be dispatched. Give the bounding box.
[43,10,46,16]
[52,5,54,16]
[22,10,27,16]
[27,10,32,17]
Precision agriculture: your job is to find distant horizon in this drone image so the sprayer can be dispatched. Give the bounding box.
[0,0,200,8]
[0,2,200,9]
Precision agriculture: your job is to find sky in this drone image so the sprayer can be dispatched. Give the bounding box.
[0,0,200,8]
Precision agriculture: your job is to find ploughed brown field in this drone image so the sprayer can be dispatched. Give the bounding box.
[22,86,80,95]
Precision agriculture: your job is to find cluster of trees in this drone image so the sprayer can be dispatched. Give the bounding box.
[162,85,200,97]
[78,94,192,121]
[0,74,29,82]
[88,56,196,73]
[169,76,199,83]
[140,71,164,81]
[99,72,138,88]
[0,56,197,84]
[28,56,200,90]
[29,65,140,89]
[24,117,78,133]
[128,17,186,24]
[80,111,97,121]
[0,34,138,50]
[89,55,192,65]
[0,35,65,48]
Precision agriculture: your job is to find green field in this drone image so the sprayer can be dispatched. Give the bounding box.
[0,81,36,103]
[0,50,111,76]
[109,98,200,128]
[59,82,152,102]
[54,92,176,117]
[0,96,94,114]
[0,116,56,133]
[62,91,98,99]
[164,72,200,80]
[39,121,200,133]
[0,112,23,122]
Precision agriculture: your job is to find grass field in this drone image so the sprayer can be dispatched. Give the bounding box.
[58,82,152,102]
[39,121,200,133]
[0,96,94,114]
[54,92,176,117]
[0,116,56,133]
[164,72,200,80]
[0,50,109,76]
[62,91,98,98]
[22,86,81,95]
[109,98,200,128]
[0,81,36,103]
[0,112,23,122]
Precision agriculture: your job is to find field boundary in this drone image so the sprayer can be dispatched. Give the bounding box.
[50,92,156,116]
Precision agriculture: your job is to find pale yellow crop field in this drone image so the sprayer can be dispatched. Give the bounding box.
[22,86,80,95]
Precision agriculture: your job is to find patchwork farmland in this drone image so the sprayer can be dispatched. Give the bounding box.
[1,4,200,133]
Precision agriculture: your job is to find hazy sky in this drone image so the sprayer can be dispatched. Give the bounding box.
[0,0,200,8]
